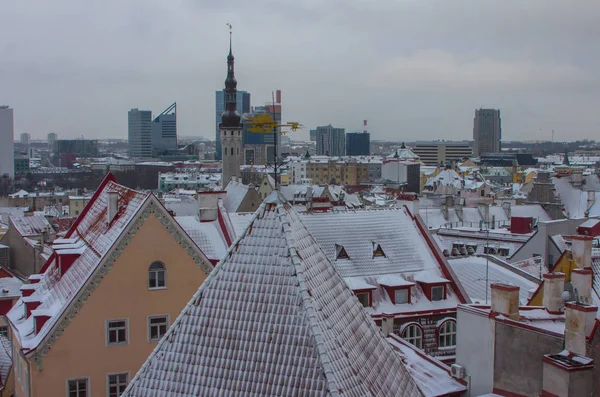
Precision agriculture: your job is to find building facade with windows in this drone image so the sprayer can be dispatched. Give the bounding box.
[473,108,501,157]
[7,174,215,397]
[413,141,472,166]
[346,132,370,156]
[128,109,152,158]
[316,125,345,156]
[151,103,177,155]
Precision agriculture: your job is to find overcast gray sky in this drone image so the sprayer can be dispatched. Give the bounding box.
[1,0,599,142]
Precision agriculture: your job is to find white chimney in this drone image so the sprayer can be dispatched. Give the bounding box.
[564,302,597,356]
[571,235,592,269]
[571,268,593,305]
[107,192,119,223]
[490,283,520,321]
[381,314,395,337]
[197,191,226,222]
[542,272,565,314]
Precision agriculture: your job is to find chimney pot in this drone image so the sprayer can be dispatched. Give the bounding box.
[571,268,593,304]
[571,235,593,269]
[565,302,598,356]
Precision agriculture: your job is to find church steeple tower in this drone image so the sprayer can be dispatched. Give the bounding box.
[220,29,241,128]
[219,25,243,187]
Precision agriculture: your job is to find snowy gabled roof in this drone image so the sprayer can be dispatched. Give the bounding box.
[122,192,423,397]
[224,179,250,212]
[175,216,228,261]
[0,276,24,299]
[9,215,53,237]
[7,175,213,354]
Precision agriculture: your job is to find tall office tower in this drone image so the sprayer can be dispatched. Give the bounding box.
[243,90,281,165]
[152,102,177,155]
[20,133,31,146]
[0,106,14,178]
[346,132,370,156]
[316,125,345,156]
[47,132,58,151]
[128,108,153,158]
[473,108,501,157]
[219,34,243,187]
[309,129,317,141]
[215,90,250,160]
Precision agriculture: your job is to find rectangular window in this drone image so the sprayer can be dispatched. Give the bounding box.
[67,378,89,397]
[106,319,128,345]
[149,316,169,341]
[431,286,445,301]
[108,373,129,397]
[0,326,8,338]
[355,292,370,307]
[394,289,409,304]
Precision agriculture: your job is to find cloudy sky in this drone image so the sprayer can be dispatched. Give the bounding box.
[1,0,599,142]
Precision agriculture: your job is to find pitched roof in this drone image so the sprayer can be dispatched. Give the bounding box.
[175,216,229,261]
[224,179,250,212]
[7,176,213,356]
[9,215,53,237]
[123,192,423,397]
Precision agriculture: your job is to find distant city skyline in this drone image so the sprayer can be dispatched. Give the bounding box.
[2,1,599,142]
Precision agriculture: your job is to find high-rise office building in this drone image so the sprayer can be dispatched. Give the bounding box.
[309,129,317,142]
[316,125,345,156]
[346,132,370,156]
[128,108,152,158]
[0,106,14,178]
[20,133,31,146]
[47,132,58,151]
[219,35,243,186]
[215,90,250,160]
[473,108,501,156]
[152,102,177,155]
[242,91,282,165]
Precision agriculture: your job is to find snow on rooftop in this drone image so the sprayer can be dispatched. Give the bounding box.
[448,257,538,304]
[122,194,423,397]
[224,179,250,212]
[378,275,415,287]
[175,216,228,260]
[0,277,24,298]
[9,215,53,237]
[579,218,600,228]
[413,271,449,284]
[387,335,467,397]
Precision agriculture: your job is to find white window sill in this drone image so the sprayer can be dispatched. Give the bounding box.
[148,287,167,291]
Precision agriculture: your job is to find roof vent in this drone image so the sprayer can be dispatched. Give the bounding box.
[108,191,119,223]
[372,242,386,258]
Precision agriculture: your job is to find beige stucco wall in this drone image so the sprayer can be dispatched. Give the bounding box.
[19,213,210,397]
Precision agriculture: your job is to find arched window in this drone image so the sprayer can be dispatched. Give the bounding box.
[148,262,166,289]
[438,319,457,348]
[401,323,423,349]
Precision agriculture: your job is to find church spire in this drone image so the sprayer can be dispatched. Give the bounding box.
[221,24,241,128]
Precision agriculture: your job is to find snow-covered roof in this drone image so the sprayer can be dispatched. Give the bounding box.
[163,194,197,216]
[7,176,212,354]
[175,216,228,261]
[448,257,538,304]
[387,145,419,161]
[122,192,423,397]
[224,179,250,212]
[9,189,29,198]
[0,276,24,299]
[9,215,53,237]
[579,219,600,229]
[386,335,467,397]
[553,176,600,218]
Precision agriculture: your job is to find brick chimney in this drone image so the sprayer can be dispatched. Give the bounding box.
[571,268,593,305]
[564,302,597,356]
[542,272,565,314]
[490,283,519,321]
[571,235,592,269]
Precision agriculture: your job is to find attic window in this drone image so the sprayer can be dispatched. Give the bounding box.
[335,244,350,260]
[373,242,386,258]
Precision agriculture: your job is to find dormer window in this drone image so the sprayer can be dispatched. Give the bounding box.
[431,286,445,301]
[335,244,350,260]
[373,242,386,258]
[414,273,450,302]
[378,275,414,305]
[345,277,376,308]
[395,289,409,304]
[355,292,371,307]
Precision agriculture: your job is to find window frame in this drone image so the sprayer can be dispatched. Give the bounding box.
[148,261,167,290]
[394,288,409,304]
[355,292,371,308]
[148,314,170,342]
[431,285,445,301]
[66,376,90,397]
[107,371,130,397]
[105,318,129,346]
[438,319,457,349]
[401,323,423,350]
